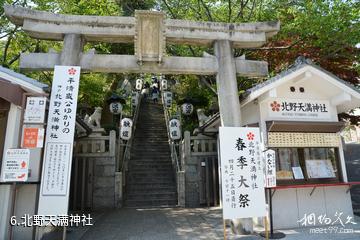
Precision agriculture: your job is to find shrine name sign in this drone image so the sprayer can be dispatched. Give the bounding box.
[38,66,80,217]
[219,127,266,219]
[268,98,331,120]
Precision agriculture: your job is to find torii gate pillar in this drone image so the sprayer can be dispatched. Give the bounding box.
[214,40,253,233]
[214,40,242,127]
[60,34,83,65]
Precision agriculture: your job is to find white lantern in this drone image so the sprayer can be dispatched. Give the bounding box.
[163,91,173,108]
[161,79,168,91]
[120,118,133,140]
[109,102,122,115]
[135,78,143,91]
[181,103,194,115]
[131,91,139,107]
[169,119,181,140]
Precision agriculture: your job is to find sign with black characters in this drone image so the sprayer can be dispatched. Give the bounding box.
[268,98,331,120]
[219,127,266,219]
[38,66,80,217]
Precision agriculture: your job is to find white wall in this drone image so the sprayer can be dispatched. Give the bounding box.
[0,103,21,239]
[272,186,353,229]
[241,102,260,126]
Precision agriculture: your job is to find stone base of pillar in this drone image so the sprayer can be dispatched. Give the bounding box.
[231,218,254,235]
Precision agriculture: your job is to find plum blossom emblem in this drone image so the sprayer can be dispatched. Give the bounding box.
[68,68,77,75]
[270,101,280,112]
[247,132,254,141]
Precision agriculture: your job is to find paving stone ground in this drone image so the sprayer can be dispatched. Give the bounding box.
[65,207,360,240]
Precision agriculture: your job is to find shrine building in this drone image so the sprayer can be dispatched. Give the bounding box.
[199,57,360,229]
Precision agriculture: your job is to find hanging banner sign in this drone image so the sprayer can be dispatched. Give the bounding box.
[38,66,80,217]
[1,149,30,182]
[268,98,331,120]
[264,149,276,188]
[22,127,45,148]
[23,96,47,123]
[219,127,266,219]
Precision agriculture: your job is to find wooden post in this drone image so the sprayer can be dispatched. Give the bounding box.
[265,216,269,240]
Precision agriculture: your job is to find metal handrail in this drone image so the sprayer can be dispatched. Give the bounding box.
[162,94,181,172]
[120,93,142,173]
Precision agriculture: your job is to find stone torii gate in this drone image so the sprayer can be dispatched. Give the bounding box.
[5,5,279,127]
[4,4,279,236]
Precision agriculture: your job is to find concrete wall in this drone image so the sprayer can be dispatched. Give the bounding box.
[93,156,117,209]
[272,186,353,229]
[13,184,38,240]
[184,155,200,207]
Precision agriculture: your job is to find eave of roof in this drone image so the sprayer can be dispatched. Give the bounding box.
[0,66,48,93]
[240,56,360,104]
[202,57,360,130]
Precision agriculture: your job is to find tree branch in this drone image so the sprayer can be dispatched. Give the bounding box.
[199,0,213,21]
[228,0,232,22]
[162,0,177,19]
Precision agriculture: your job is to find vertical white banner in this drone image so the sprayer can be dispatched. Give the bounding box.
[38,66,80,217]
[219,127,266,219]
[264,149,276,188]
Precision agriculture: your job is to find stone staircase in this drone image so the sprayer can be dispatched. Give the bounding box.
[125,100,177,207]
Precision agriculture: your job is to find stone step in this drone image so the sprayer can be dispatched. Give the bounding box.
[128,172,174,178]
[130,158,172,162]
[126,192,176,200]
[128,168,173,173]
[126,186,176,193]
[129,166,173,171]
[125,101,177,208]
[124,199,177,208]
[129,161,173,165]
[127,177,175,184]
[131,152,171,156]
[127,182,176,188]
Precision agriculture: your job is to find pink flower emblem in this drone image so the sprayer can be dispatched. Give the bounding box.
[68,68,77,75]
[247,132,255,141]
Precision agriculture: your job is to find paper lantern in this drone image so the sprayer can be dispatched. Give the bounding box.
[181,103,194,115]
[163,91,173,108]
[109,102,122,115]
[169,119,181,140]
[135,78,143,90]
[161,79,168,91]
[120,118,133,140]
[131,91,139,107]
